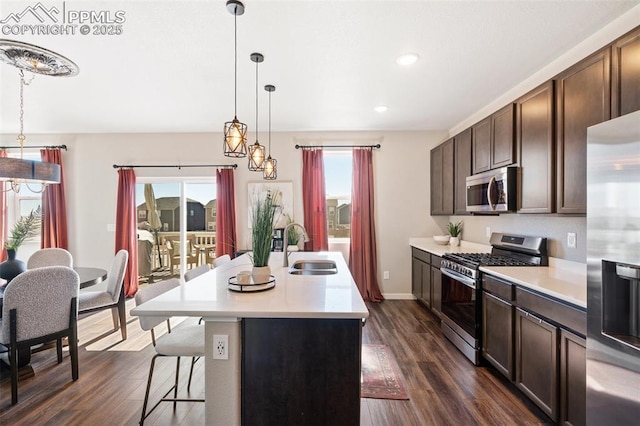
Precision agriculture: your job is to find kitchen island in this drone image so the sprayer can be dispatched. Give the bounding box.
[130,251,369,426]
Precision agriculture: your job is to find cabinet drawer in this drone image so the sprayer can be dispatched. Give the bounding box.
[431,255,442,268]
[412,248,430,264]
[515,287,586,337]
[483,275,515,301]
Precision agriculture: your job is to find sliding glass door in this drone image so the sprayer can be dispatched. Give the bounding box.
[135,180,216,282]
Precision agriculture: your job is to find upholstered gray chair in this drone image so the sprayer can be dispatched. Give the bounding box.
[27,248,73,269]
[0,266,80,404]
[213,254,231,269]
[135,278,204,424]
[78,249,129,340]
[183,264,210,282]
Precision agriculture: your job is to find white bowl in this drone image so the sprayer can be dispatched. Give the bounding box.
[433,235,450,245]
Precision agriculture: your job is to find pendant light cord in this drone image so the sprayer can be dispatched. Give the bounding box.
[234,7,238,118]
[255,59,259,136]
[17,70,34,158]
[268,90,271,155]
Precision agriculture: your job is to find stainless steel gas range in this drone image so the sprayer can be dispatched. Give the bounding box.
[440,233,548,365]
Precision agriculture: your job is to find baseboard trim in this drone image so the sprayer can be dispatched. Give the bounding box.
[381,293,415,300]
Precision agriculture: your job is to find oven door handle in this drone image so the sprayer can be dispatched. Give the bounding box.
[441,268,477,289]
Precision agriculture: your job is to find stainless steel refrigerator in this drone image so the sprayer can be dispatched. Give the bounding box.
[587,110,640,425]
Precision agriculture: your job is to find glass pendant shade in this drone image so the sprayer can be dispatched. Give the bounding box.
[223,118,248,157]
[248,141,265,171]
[223,0,247,158]
[248,52,265,171]
[263,84,277,180]
[263,155,277,180]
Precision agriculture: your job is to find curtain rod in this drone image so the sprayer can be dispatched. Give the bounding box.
[294,144,381,150]
[112,164,238,169]
[0,144,68,150]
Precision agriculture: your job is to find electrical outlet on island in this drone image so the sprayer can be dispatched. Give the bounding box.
[213,334,229,360]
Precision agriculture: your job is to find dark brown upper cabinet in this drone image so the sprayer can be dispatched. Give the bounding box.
[472,117,491,174]
[454,128,472,215]
[472,104,515,174]
[612,26,640,118]
[492,104,516,168]
[555,48,610,215]
[430,138,454,215]
[516,81,555,214]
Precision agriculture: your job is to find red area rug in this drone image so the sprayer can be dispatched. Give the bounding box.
[361,344,409,400]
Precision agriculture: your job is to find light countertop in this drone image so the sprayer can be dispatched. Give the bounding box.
[481,260,586,309]
[409,237,491,256]
[410,237,586,309]
[130,251,369,320]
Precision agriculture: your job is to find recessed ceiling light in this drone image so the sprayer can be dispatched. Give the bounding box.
[374,105,388,113]
[396,53,419,66]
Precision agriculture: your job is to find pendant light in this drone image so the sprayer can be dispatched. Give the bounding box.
[248,52,265,171]
[223,0,248,158]
[0,40,77,193]
[0,71,60,193]
[263,84,277,180]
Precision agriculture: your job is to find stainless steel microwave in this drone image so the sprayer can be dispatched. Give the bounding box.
[466,166,518,213]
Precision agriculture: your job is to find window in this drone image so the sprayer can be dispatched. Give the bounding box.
[5,152,43,260]
[135,181,216,276]
[323,151,352,239]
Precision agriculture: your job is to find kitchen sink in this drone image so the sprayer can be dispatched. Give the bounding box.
[288,260,338,275]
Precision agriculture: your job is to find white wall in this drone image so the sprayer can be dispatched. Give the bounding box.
[1,130,447,298]
[449,5,640,136]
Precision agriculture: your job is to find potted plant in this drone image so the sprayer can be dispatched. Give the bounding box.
[250,189,280,283]
[0,207,42,283]
[447,220,463,247]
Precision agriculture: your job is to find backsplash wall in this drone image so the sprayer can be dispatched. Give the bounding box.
[440,215,586,263]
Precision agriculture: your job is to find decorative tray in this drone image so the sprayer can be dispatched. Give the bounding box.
[228,275,276,292]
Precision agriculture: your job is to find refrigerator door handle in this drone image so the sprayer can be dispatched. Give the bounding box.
[616,264,640,280]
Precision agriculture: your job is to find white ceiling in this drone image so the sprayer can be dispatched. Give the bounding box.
[0,0,637,135]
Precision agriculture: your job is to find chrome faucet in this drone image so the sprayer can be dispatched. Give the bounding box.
[283,223,310,267]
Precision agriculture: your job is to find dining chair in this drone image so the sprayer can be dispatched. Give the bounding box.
[184,264,210,282]
[0,266,80,404]
[165,239,199,275]
[213,254,231,269]
[27,248,73,269]
[78,249,129,340]
[135,278,204,424]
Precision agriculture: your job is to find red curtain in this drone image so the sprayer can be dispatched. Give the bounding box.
[0,150,7,262]
[348,148,383,302]
[216,168,237,258]
[302,149,328,251]
[116,168,138,297]
[40,148,68,249]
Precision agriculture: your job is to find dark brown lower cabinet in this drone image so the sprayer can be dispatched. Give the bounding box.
[242,318,362,426]
[411,248,431,307]
[515,307,559,422]
[411,248,442,317]
[482,291,514,380]
[560,330,586,426]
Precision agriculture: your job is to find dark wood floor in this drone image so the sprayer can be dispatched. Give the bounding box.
[0,298,550,425]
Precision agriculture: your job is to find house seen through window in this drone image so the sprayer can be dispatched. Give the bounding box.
[324,151,352,239]
[134,181,216,280]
